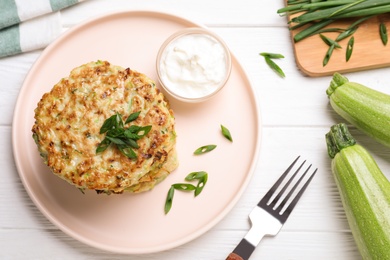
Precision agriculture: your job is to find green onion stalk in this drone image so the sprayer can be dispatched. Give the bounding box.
[278,0,390,65]
[278,0,390,43]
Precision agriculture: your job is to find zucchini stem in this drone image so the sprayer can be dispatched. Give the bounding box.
[326,123,356,158]
[326,72,349,97]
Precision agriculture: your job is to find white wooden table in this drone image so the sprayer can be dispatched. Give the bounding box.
[2,0,390,259]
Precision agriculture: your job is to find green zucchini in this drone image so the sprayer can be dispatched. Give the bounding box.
[326,123,390,260]
[327,73,390,147]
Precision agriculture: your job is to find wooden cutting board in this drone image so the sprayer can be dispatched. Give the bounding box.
[288,14,390,77]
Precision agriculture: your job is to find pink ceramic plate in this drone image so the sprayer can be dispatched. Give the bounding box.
[12,10,261,254]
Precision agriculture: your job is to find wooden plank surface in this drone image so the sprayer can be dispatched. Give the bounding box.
[286,14,390,76]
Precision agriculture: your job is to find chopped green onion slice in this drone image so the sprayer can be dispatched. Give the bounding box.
[264,56,286,78]
[335,26,357,41]
[320,34,342,48]
[96,111,151,159]
[117,145,137,159]
[185,171,208,181]
[194,145,217,155]
[221,124,233,142]
[259,52,285,59]
[96,138,111,153]
[172,183,196,191]
[165,171,209,214]
[380,23,388,46]
[164,186,175,214]
[323,44,335,67]
[125,111,141,124]
[346,36,354,62]
[194,174,208,196]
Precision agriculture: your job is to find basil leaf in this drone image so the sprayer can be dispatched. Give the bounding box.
[194,145,217,155]
[221,124,233,142]
[125,111,141,124]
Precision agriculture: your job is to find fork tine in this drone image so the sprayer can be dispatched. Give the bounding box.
[258,156,300,207]
[268,160,306,209]
[279,167,317,221]
[276,164,312,212]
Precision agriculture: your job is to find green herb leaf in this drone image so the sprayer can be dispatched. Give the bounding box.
[380,23,388,46]
[117,145,137,159]
[137,125,152,137]
[164,186,175,214]
[264,56,286,78]
[346,36,354,61]
[105,136,127,145]
[127,125,142,133]
[323,44,335,67]
[277,0,390,66]
[99,114,117,134]
[293,19,334,42]
[165,171,209,214]
[319,34,342,48]
[184,171,208,197]
[172,183,196,191]
[194,145,217,155]
[259,52,285,59]
[221,124,233,142]
[335,26,357,41]
[185,171,208,181]
[96,111,151,159]
[125,111,141,124]
[96,138,111,153]
[195,173,208,196]
[107,128,125,137]
[115,113,124,129]
[123,138,140,149]
[124,130,141,140]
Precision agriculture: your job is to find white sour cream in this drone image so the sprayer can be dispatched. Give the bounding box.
[158,31,230,100]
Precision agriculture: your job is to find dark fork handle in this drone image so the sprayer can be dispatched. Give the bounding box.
[226,239,255,260]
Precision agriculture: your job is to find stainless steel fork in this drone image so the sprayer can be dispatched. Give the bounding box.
[226,156,317,260]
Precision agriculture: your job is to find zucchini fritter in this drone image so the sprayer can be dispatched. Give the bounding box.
[32,61,178,194]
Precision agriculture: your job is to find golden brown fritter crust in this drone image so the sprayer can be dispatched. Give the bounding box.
[32,61,178,193]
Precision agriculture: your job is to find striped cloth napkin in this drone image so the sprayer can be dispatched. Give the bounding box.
[0,0,84,58]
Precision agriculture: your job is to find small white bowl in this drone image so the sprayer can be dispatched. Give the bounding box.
[156,27,232,103]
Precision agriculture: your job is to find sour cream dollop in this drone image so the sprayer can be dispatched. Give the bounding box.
[157,28,231,102]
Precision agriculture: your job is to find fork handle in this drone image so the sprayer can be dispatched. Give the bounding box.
[226,239,255,260]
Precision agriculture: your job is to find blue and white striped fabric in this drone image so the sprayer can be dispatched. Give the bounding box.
[0,0,84,58]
